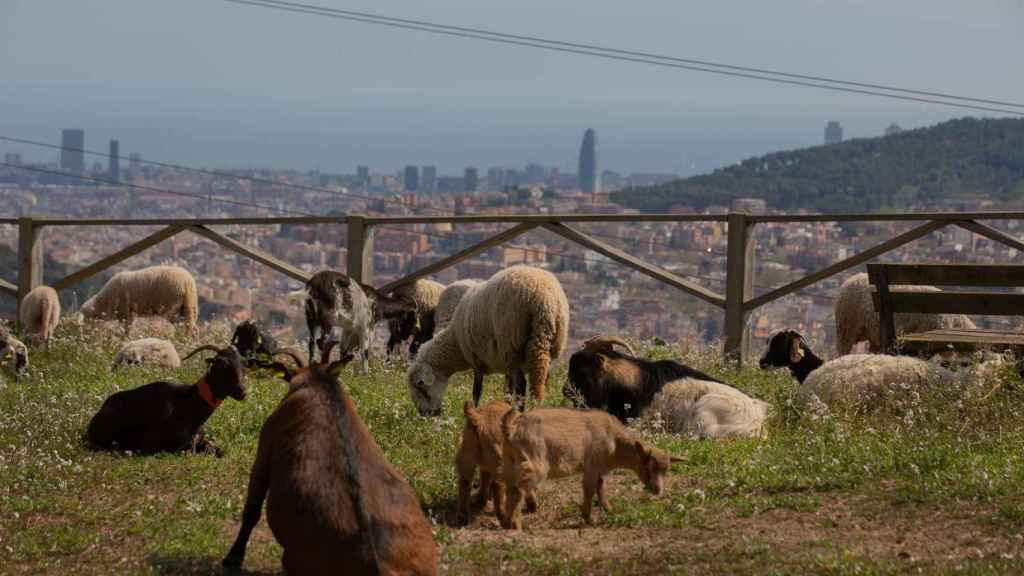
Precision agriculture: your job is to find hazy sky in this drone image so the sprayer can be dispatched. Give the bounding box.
[2,0,1022,175]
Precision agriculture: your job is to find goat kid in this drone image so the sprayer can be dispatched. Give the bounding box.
[500,407,682,529]
[456,400,537,525]
[86,345,245,456]
[223,344,439,575]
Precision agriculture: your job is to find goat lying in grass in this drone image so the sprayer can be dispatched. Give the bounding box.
[86,345,245,456]
[566,336,722,422]
[223,343,439,575]
[500,407,682,529]
[456,400,537,525]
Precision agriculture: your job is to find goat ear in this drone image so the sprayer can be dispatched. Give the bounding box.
[789,337,805,364]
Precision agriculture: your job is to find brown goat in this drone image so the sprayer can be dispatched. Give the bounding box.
[500,407,682,529]
[222,345,439,575]
[455,400,536,525]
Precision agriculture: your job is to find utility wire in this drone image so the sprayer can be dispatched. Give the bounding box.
[224,0,1024,117]
[228,0,1024,111]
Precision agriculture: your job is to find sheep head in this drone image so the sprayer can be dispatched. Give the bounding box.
[1,334,28,381]
[184,345,247,402]
[406,346,450,417]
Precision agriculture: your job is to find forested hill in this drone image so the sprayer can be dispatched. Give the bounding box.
[611,117,1024,213]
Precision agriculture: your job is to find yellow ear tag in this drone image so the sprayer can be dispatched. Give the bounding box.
[275,370,287,378]
[256,336,262,345]
[415,317,421,331]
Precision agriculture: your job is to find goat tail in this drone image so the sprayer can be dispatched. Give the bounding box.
[501,408,521,441]
[463,400,482,430]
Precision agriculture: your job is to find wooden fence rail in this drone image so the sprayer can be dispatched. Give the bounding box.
[5,211,1024,363]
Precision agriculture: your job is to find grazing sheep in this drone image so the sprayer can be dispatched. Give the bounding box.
[19,285,60,348]
[835,272,976,355]
[434,278,483,330]
[406,266,569,415]
[86,345,245,456]
[222,343,439,575]
[456,400,537,525]
[387,278,445,358]
[500,407,682,529]
[759,330,959,408]
[230,320,279,367]
[565,336,723,422]
[0,325,28,383]
[300,270,416,372]
[80,265,198,333]
[111,338,181,370]
[638,378,771,438]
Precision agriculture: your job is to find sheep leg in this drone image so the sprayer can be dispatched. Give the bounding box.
[527,353,551,406]
[596,475,611,512]
[472,370,485,406]
[223,444,271,569]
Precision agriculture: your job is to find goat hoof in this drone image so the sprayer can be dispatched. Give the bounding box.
[221,554,242,569]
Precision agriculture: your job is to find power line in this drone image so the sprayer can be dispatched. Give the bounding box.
[0,162,314,217]
[224,0,1024,117]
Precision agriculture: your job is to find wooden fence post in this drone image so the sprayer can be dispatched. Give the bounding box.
[17,217,43,326]
[724,212,755,364]
[346,216,374,284]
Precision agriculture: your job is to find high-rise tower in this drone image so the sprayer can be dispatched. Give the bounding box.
[578,128,599,196]
[824,121,843,145]
[108,139,120,183]
[404,165,419,191]
[61,129,85,173]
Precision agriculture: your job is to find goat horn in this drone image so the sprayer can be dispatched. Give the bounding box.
[582,336,636,356]
[182,344,223,362]
[272,347,307,368]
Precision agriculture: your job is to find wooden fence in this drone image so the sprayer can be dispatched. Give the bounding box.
[4,211,1024,363]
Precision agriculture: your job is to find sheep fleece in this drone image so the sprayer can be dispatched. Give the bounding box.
[393,279,445,315]
[112,338,182,369]
[435,279,483,329]
[800,354,957,407]
[640,378,770,438]
[450,267,568,374]
[20,285,60,344]
[834,273,975,355]
[84,266,198,328]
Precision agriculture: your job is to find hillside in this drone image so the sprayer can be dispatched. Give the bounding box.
[611,117,1024,213]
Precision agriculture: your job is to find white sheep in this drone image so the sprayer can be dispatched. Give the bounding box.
[799,353,958,407]
[434,278,483,330]
[834,272,976,355]
[111,338,182,370]
[406,266,569,415]
[638,378,771,438]
[19,285,60,348]
[81,265,198,333]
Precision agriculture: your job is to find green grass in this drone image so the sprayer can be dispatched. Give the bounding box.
[2,326,1024,574]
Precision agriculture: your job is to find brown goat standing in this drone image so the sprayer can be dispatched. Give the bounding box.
[222,346,439,575]
[500,407,682,530]
[455,400,536,525]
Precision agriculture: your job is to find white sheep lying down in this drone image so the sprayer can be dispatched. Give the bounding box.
[834,273,975,355]
[798,353,958,407]
[111,338,182,370]
[638,378,771,438]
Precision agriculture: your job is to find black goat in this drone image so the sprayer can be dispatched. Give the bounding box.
[758,330,825,384]
[230,320,278,367]
[386,309,436,360]
[565,336,723,422]
[86,345,246,456]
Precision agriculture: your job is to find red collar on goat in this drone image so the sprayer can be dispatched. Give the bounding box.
[197,378,223,409]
